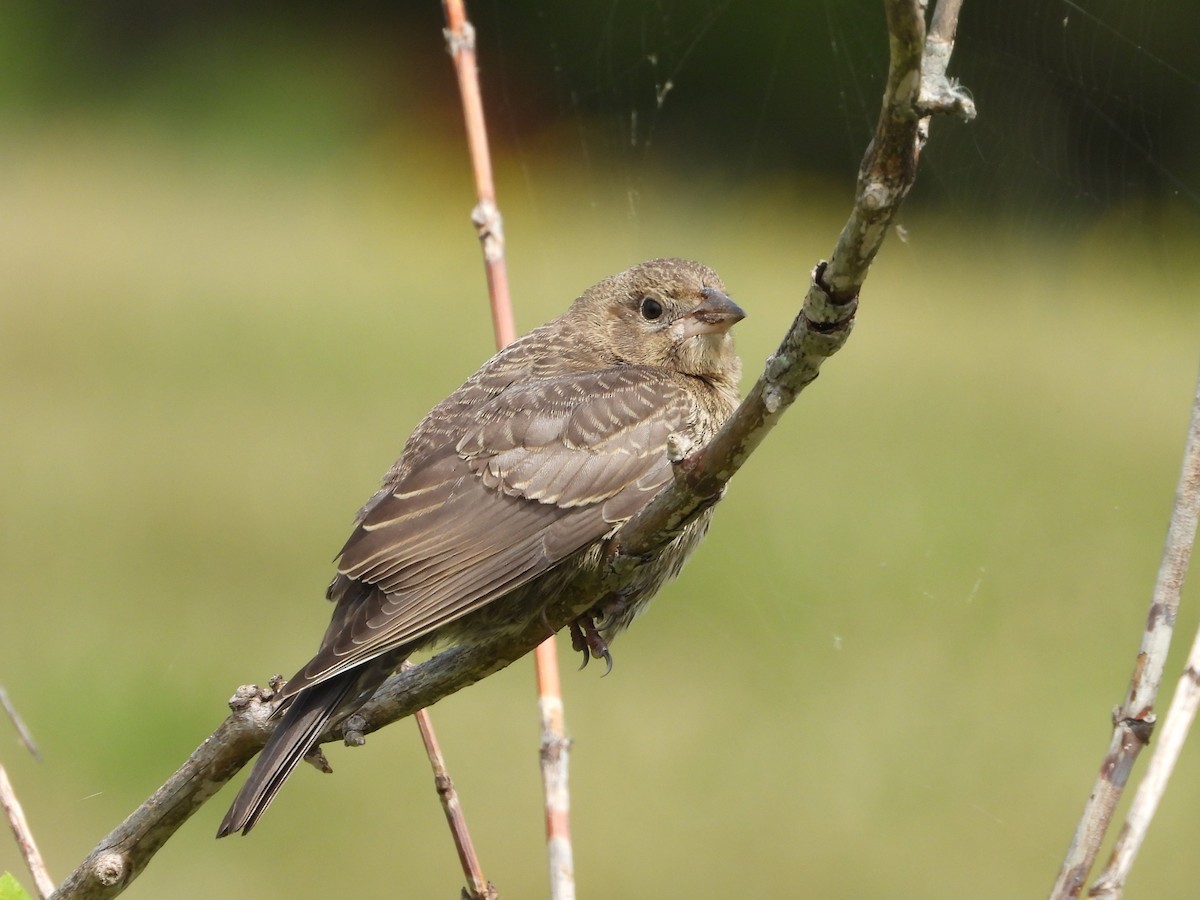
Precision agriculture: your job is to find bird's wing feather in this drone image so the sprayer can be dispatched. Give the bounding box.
[288,366,693,691]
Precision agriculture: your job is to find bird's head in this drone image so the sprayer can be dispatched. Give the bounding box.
[573,258,745,383]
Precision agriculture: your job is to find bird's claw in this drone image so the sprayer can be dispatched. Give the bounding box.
[569,615,613,676]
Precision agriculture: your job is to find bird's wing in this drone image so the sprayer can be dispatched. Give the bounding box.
[290,365,693,690]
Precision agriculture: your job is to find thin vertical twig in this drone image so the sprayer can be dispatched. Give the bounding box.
[536,644,575,900]
[442,0,515,348]
[414,702,497,900]
[1,763,55,898]
[1049,369,1200,899]
[441,2,574,897]
[376,3,515,895]
[1074,370,1200,900]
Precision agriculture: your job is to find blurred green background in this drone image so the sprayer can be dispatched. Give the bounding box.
[3,2,1200,898]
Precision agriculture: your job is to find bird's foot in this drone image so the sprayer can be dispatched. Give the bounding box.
[569,615,613,676]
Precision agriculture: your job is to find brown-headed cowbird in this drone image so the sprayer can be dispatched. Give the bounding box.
[217,258,744,836]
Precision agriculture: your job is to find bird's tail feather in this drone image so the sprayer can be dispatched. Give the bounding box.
[216,673,360,837]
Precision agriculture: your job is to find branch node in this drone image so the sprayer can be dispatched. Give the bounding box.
[762,383,792,415]
[226,681,278,713]
[666,432,696,465]
[1118,715,1156,747]
[763,353,791,384]
[808,261,842,308]
[918,72,976,120]
[1187,664,1200,687]
[860,182,892,212]
[92,851,127,888]
[443,21,476,57]
[471,200,505,262]
[343,713,368,747]
[918,27,976,122]
[540,733,572,765]
[804,262,859,332]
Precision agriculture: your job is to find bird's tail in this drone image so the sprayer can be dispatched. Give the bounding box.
[216,673,361,837]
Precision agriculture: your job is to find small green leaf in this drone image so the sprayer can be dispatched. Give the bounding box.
[0,873,34,900]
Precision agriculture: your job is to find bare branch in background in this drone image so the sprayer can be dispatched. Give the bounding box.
[49,2,971,896]
[0,686,41,762]
[1094,607,1200,898]
[1049,369,1200,899]
[1,686,51,897]
[1,764,55,899]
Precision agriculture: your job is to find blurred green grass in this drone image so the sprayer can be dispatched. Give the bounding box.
[2,115,1200,900]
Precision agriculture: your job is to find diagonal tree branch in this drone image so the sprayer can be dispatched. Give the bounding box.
[1049,366,1200,900]
[1,763,55,899]
[0,688,50,895]
[1,685,41,762]
[49,3,971,897]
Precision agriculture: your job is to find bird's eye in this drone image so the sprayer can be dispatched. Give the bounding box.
[640,297,664,320]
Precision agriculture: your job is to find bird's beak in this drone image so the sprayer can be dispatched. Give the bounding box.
[678,288,746,338]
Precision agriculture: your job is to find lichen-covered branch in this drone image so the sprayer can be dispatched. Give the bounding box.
[49,3,969,897]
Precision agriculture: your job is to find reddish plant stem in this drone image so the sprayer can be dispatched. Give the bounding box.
[442,2,573,897]
[442,0,515,347]
[414,703,497,900]
[536,641,575,900]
